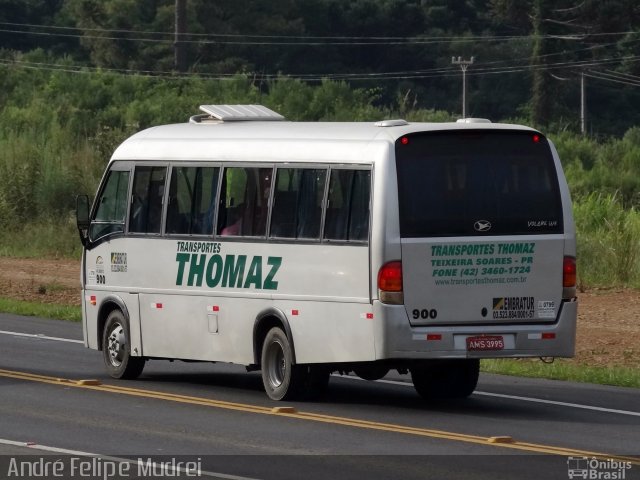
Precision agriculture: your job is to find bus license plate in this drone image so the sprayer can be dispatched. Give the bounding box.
[466,335,505,351]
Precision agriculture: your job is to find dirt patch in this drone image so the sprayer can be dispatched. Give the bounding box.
[0,257,80,306]
[576,289,639,368]
[0,257,638,368]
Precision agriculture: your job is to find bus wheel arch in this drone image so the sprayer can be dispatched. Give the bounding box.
[254,309,330,401]
[253,308,296,367]
[97,296,130,351]
[98,298,144,380]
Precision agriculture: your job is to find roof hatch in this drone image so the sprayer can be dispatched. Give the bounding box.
[189,104,285,124]
[456,118,492,124]
[375,119,409,127]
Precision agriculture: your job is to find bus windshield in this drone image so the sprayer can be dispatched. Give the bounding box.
[395,130,564,237]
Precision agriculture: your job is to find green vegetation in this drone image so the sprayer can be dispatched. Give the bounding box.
[0,68,452,259]
[0,298,81,322]
[0,218,82,258]
[3,0,639,135]
[0,70,637,284]
[556,127,640,288]
[573,193,640,289]
[0,2,639,284]
[482,359,640,389]
[1,67,640,287]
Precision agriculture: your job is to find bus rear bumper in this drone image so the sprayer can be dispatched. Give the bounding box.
[374,299,577,360]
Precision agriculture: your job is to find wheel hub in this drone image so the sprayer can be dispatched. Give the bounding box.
[266,341,286,388]
[107,323,125,368]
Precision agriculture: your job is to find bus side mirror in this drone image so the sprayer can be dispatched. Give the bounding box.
[76,195,90,246]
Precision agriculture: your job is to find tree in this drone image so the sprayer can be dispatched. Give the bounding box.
[530,0,552,127]
[64,0,174,70]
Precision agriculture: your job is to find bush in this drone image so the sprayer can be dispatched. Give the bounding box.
[553,130,640,207]
[1,63,640,292]
[573,193,640,289]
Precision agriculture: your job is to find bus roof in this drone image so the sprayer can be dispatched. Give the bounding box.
[111,117,537,164]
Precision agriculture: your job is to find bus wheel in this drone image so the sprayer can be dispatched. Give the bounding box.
[102,310,145,380]
[261,327,302,401]
[410,359,479,400]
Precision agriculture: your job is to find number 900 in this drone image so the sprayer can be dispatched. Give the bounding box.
[412,308,437,320]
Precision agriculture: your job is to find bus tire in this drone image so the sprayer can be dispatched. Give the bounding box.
[102,309,145,380]
[410,359,479,400]
[261,327,306,401]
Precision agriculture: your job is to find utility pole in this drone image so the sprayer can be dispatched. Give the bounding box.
[452,56,475,118]
[174,0,187,72]
[580,70,586,135]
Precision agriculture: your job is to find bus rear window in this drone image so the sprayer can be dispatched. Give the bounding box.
[395,130,563,237]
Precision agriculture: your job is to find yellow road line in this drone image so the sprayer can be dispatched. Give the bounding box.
[0,368,637,464]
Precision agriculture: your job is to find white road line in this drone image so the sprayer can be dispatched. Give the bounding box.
[339,375,640,418]
[0,438,96,456]
[0,438,262,480]
[473,391,640,417]
[0,330,83,344]
[4,330,638,419]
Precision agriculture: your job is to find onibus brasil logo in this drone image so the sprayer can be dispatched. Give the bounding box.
[567,457,632,479]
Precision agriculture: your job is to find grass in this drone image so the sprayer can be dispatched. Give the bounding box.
[36,282,70,294]
[0,218,82,259]
[0,297,81,322]
[482,358,640,389]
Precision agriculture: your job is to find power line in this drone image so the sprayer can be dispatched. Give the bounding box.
[0,20,637,42]
[2,55,639,83]
[584,73,640,88]
[0,22,638,46]
[446,56,640,80]
[0,27,532,45]
[603,69,640,82]
[1,20,630,72]
[0,58,243,80]
[584,70,640,87]
[283,40,639,79]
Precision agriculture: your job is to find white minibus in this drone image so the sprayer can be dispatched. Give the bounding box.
[76,105,578,401]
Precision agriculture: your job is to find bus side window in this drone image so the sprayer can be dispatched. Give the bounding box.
[129,166,167,234]
[89,170,130,241]
[166,166,219,235]
[324,169,371,242]
[218,167,272,237]
[270,168,327,240]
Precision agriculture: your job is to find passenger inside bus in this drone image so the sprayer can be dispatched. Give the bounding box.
[221,203,244,235]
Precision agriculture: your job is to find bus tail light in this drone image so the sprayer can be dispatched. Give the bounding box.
[378,261,404,305]
[563,256,577,299]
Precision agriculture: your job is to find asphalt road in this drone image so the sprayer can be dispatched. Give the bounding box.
[0,314,638,480]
